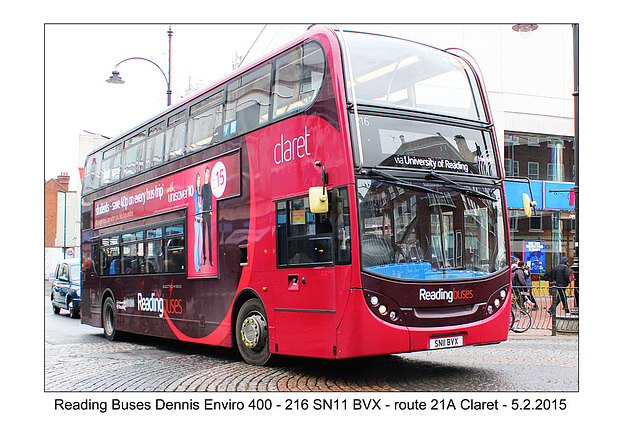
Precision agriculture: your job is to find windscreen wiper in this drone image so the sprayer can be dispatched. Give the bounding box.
[424,168,497,201]
[361,168,443,195]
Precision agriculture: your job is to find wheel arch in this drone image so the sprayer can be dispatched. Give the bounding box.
[231,289,266,349]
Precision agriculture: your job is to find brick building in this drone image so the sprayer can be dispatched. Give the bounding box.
[45,173,70,246]
[44,172,79,276]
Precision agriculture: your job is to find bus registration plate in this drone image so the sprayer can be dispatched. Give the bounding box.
[430,336,463,349]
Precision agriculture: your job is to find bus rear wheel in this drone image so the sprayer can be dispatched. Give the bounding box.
[235,299,271,366]
[102,297,119,341]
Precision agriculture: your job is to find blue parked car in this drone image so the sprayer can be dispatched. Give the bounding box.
[50,258,81,318]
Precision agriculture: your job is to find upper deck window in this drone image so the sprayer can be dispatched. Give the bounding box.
[165,110,187,161]
[341,31,486,122]
[123,131,146,177]
[273,41,325,120]
[146,121,166,169]
[187,90,224,153]
[83,152,102,193]
[101,144,122,186]
[225,64,272,137]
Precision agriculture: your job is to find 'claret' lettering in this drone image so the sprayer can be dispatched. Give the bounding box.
[274,126,311,164]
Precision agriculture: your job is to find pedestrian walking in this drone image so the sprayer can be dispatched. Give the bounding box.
[550,256,572,314]
[522,261,539,310]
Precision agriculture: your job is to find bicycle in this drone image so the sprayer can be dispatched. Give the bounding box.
[510,287,533,333]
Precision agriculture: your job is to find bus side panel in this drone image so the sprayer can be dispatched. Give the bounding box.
[273,311,336,358]
[336,289,410,359]
[480,289,511,344]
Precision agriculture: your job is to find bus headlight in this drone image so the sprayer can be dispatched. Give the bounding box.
[370,295,379,306]
[486,285,509,316]
[378,305,388,315]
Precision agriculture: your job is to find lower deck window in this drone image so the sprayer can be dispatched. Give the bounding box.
[98,221,185,276]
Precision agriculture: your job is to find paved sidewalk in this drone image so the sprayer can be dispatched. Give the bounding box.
[508,327,577,339]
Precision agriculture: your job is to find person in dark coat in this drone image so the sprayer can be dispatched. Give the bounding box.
[512,261,528,307]
[521,261,538,310]
[551,256,572,313]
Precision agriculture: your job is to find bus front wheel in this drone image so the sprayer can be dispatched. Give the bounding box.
[235,299,271,366]
[102,297,119,341]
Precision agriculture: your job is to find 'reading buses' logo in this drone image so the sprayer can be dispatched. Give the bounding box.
[274,126,311,165]
[419,288,473,303]
[136,292,183,318]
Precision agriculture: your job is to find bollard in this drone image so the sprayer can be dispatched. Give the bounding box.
[550,282,557,336]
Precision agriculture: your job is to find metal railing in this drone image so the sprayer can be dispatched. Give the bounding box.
[512,283,579,334]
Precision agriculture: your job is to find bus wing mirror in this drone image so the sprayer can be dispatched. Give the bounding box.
[523,193,537,217]
[309,186,329,213]
[310,161,329,213]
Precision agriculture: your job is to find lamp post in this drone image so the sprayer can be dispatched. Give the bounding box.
[571,23,579,312]
[106,26,173,106]
[512,23,538,38]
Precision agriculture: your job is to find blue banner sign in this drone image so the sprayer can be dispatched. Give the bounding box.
[523,240,545,274]
[504,179,574,211]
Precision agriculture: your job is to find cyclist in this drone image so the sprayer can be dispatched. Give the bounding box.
[512,261,535,310]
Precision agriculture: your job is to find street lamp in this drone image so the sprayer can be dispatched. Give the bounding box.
[571,24,579,312]
[512,24,538,38]
[106,26,173,106]
[106,70,124,84]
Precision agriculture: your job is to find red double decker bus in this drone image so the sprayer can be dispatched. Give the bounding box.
[81,26,511,365]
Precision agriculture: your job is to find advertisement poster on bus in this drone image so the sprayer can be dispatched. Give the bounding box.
[523,240,545,274]
[93,150,241,278]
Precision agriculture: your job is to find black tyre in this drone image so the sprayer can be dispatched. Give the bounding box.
[52,303,60,315]
[102,297,119,341]
[235,299,271,366]
[68,300,79,318]
[511,308,532,333]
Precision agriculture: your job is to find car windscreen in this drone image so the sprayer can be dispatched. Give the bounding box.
[69,263,81,282]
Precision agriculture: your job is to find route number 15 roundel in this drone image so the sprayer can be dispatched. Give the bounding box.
[211,160,227,199]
